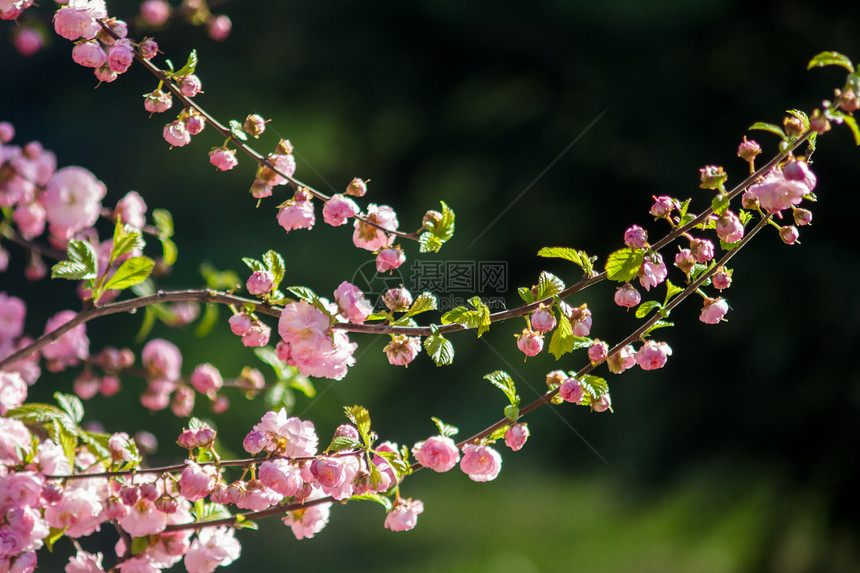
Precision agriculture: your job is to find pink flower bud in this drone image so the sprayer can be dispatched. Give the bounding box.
[635,340,672,371]
[73,371,100,400]
[674,248,695,274]
[690,238,714,263]
[170,385,195,417]
[383,287,412,312]
[139,38,159,60]
[376,247,406,273]
[177,428,198,450]
[94,64,117,84]
[72,40,107,68]
[530,306,556,333]
[185,114,206,135]
[335,424,360,441]
[712,268,732,290]
[384,498,424,532]
[242,322,271,347]
[155,495,178,513]
[228,313,252,336]
[715,211,744,243]
[516,328,544,358]
[623,224,648,248]
[0,122,14,143]
[607,344,636,374]
[587,340,608,364]
[699,165,727,190]
[699,297,729,324]
[243,431,267,455]
[246,270,275,295]
[384,335,421,366]
[107,39,135,74]
[649,195,676,218]
[163,120,190,147]
[119,485,140,506]
[13,28,43,57]
[321,194,359,226]
[346,177,367,197]
[614,282,641,308]
[139,482,159,501]
[504,423,529,451]
[592,393,612,413]
[334,281,373,324]
[779,225,799,245]
[207,14,232,41]
[242,113,267,137]
[211,395,230,414]
[144,88,173,113]
[793,208,812,226]
[178,74,202,97]
[140,0,171,26]
[190,363,223,395]
[737,136,761,162]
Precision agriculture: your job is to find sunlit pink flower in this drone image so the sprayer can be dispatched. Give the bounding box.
[184,526,241,573]
[41,166,106,240]
[282,501,330,540]
[384,498,424,532]
[460,444,502,482]
[0,292,25,341]
[635,340,672,371]
[353,204,398,251]
[41,310,89,371]
[322,194,359,226]
[65,549,105,573]
[383,335,421,367]
[142,339,182,380]
[413,436,460,472]
[699,297,729,324]
[504,423,529,451]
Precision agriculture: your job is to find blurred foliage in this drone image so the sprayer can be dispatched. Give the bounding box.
[2,0,860,571]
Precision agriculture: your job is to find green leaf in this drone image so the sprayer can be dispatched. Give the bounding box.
[328,436,363,452]
[286,286,331,316]
[431,416,459,438]
[262,250,286,288]
[136,306,157,343]
[111,218,145,264]
[405,292,437,317]
[78,430,110,459]
[200,263,240,290]
[517,287,534,304]
[711,193,730,216]
[579,374,609,406]
[663,280,684,306]
[418,232,444,253]
[749,122,787,140]
[229,119,249,142]
[635,300,663,319]
[52,239,98,281]
[172,49,198,77]
[44,526,66,552]
[263,379,295,413]
[6,403,67,424]
[642,319,674,338]
[351,492,393,512]
[605,248,645,282]
[534,271,565,300]
[483,370,519,407]
[287,372,315,398]
[233,514,259,530]
[440,297,491,337]
[104,256,155,291]
[195,303,219,337]
[548,313,573,360]
[842,114,860,145]
[424,333,454,366]
[55,392,83,424]
[537,247,594,276]
[242,257,266,273]
[344,405,372,445]
[160,237,178,266]
[152,208,174,237]
[192,502,232,522]
[807,51,854,73]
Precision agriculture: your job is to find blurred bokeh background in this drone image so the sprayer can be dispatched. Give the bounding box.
[2,0,860,571]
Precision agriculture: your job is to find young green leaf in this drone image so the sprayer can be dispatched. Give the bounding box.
[534,271,565,300]
[431,416,459,438]
[262,250,286,288]
[635,300,663,319]
[111,218,145,265]
[228,119,249,142]
[405,292,437,317]
[344,405,372,444]
[195,303,219,337]
[605,247,645,282]
[172,49,198,77]
[537,247,594,276]
[807,51,854,73]
[548,313,574,360]
[483,370,519,407]
[160,236,178,266]
[152,208,174,238]
[52,239,98,281]
[749,122,787,140]
[517,286,534,304]
[103,256,155,291]
[55,392,83,425]
[350,492,393,512]
[424,333,454,366]
[328,436,363,453]
[242,257,266,273]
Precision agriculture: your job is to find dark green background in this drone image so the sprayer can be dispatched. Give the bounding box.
[2,0,860,571]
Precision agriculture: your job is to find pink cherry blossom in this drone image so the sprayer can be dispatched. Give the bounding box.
[163,120,191,147]
[635,340,673,371]
[624,224,648,248]
[208,148,238,171]
[246,270,274,296]
[638,253,668,291]
[460,444,502,482]
[745,168,810,214]
[65,549,104,572]
[516,328,544,358]
[0,418,32,465]
[559,377,584,403]
[114,191,147,230]
[207,14,232,41]
[41,166,106,240]
[142,339,182,379]
[179,462,217,502]
[587,340,608,364]
[413,436,460,472]
[53,0,106,41]
[71,40,106,68]
[190,363,223,396]
[504,423,529,451]
[13,28,43,57]
[353,204,398,251]
[178,75,202,98]
[690,238,714,263]
[530,306,556,333]
[614,283,641,308]
[674,248,695,273]
[699,297,729,324]
[322,194,359,226]
[649,195,676,218]
[251,408,319,457]
[144,89,172,114]
[607,344,637,374]
[0,292,25,341]
[139,0,170,26]
[277,197,315,232]
[384,498,424,532]
[259,460,302,497]
[241,322,271,347]
[107,39,134,74]
[118,497,167,537]
[228,313,252,336]
[376,247,406,273]
[41,310,89,371]
[383,288,412,312]
[592,393,612,413]
[334,281,373,324]
[184,526,241,573]
[138,38,158,60]
[715,211,744,243]
[713,269,732,290]
[44,484,106,538]
[383,335,421,366]
[282,500,331,540]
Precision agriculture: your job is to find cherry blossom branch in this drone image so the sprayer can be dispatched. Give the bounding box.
[162,495,336,532]
[98,20,420,242]
[443,212,774,457]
